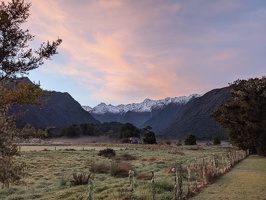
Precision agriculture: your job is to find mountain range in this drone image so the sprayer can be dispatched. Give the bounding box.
[83,88,230,138]
[84,94,201,114]
[83,94,201,127]
[11,78,231,139]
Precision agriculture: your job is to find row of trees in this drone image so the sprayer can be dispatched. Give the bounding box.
[119,123,157,144]
[48,122,157,144]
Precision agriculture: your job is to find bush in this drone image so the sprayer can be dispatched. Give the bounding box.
[98,148,116,158]
[143,131,157,144]
[213,136,221,145]
[184,134,197,145]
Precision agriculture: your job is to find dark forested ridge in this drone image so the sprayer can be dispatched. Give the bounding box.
[141,103,186,134]
[11,79,99,128]
[161,87,231,139]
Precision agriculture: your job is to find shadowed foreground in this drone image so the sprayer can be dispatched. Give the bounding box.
[192,155,266,200]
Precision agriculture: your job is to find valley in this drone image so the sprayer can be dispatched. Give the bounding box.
[14,78,231,140]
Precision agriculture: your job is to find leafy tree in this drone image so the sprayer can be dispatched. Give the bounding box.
[65,126,78,138]
[0,0,61,187]
[119,123,140,139]
[213,136,221,145]
[143,126,156,144]
[212,77,266,156]
[184,134,197,145]
[0,0,62,80]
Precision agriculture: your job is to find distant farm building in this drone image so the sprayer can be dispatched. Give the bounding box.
[129,137,142,144]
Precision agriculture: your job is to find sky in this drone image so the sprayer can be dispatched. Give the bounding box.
[21,0,266,107]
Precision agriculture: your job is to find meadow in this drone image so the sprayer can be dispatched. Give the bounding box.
[0,143,246,200]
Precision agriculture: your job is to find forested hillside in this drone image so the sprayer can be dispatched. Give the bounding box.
[162,87,231,139]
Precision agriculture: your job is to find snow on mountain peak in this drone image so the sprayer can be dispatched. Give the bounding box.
[84,94,201,114]
[82,106,92,112]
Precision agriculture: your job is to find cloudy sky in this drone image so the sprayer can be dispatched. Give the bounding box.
[24,0,266,107]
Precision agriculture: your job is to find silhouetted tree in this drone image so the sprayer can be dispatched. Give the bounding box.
[65,126,78,138]
[212,77,266,156]
[119,123,140,139]
[143,126,156,144]
[213,136,221,145]
[184,134,197,145]
[0,0,61,187]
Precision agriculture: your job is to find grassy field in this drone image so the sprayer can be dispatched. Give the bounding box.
[191,155,266,200]
[0,143,246,200]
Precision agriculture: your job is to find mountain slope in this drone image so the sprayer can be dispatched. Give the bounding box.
[11,79,99,128]
[141,103,187,134]
[162,87,231,139]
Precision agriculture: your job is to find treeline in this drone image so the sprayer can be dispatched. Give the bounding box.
[47,122,125,138]
[47,122,157,144]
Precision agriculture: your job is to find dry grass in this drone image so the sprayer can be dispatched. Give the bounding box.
[0,143,250,200]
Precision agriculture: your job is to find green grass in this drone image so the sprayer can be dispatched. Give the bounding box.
[0,144,247,199]
[192,155,266,200]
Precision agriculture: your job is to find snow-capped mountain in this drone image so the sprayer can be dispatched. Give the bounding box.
[82,106,92,112]
[83,94,201,114]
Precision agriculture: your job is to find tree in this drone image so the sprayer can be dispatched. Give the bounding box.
[119,123,140,139]
[143,126,156,144]
[212,77,266,156]
[0,0,61,187]
[0,0,62,80]
[184,134,197,145]
[213,136,221,145]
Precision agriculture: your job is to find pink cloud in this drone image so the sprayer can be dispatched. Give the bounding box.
[22,0,266,105]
